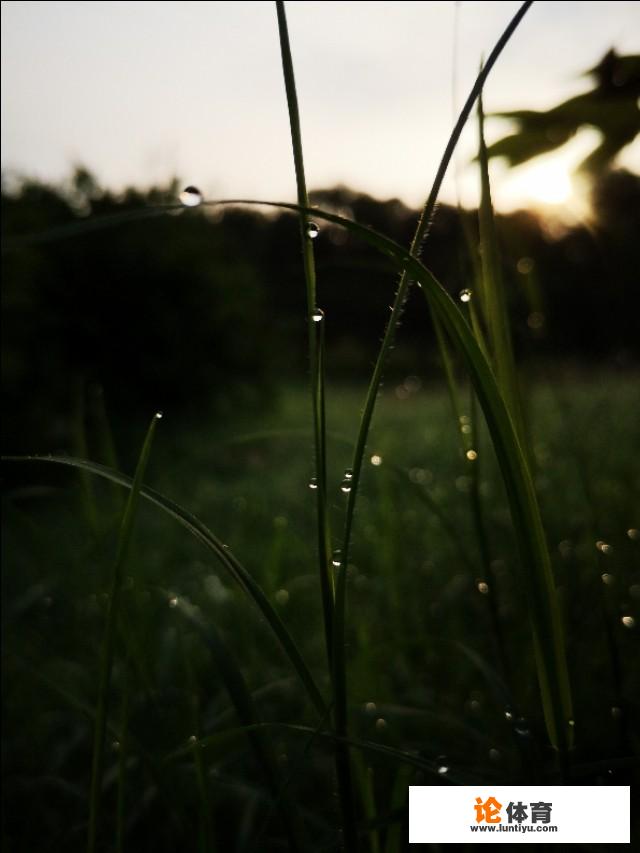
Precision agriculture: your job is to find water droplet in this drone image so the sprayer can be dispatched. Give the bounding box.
[489,748,501,762]
[370,454,383,466]
[596,540,613,554]
[466,449,478,461]
[621,615,635,629]
[344,468,353,481]
[306,221,319,239]
[568,718,575,728]
[332,551,342,568]
[364,701,377,714]
[112,740,120,752]
[601,573,614,585]
[275,589,289,606]
[459,289,472,303]
[527,311,545,330]
[461,424,472,435]
[308,477,318,490]
[340,479,352,493]
[155,411,164,421]
[514,717,530,737]
[168,596,179,608]
[375,718,387,731]
[627,528,639,541]
[504,709,514,721]
[436,756,449,775]
[311,308,324,323]
[477,580,490,595]
[188,735,197,745]
[611,706,623,720]
[179,186,203,207]
[517,256,534,275]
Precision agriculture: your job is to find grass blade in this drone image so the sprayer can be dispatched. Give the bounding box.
[87,412,161,853]
[477,87,527,446]
[275,0,334,666]
[162,198,575,757]
[173,595,306,852]
[275,3,353,847]
[3,453,327,719]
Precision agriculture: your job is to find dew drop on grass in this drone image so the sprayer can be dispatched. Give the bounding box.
[179,186,203,207]
[489,748,501,762]
[514,718,530,737]
[504,709,514,721]
[311,308,324,323]
[375,718,387,732]
[436,756,449,775]
[340,478,352,494]
[370,454,383,466]
[601,573,614,585]
[275,589,289,606]
[155,411,163,420]
[611,706,623,720]
[477,581,490,595]
[568,718,575,728]
[112,740,120,752]
[596,540,613,554]
[364,701,377,714]
[306,221,320,239]
[621,615,635,629]
[332,551,342,568]
[527,311,545,330]
[459,289,472,303]
[627,528,639,541]
[188,735,197,745]
[168,596,179,608]
[308,477,318,490]
[466,449,478,461]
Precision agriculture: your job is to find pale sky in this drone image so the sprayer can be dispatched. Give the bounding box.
[2,1,639,216]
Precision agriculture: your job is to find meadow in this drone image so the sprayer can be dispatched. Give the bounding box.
[2,1,640,851]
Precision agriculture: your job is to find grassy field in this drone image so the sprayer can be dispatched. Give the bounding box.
[3,374,639,851]
[3,3,639,850]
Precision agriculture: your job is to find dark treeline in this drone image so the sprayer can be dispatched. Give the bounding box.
[2,168,639,454]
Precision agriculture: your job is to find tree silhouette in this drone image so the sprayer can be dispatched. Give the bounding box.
[485,50,640,174]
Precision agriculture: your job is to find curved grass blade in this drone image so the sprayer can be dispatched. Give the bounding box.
[324,4,534,843]
[1,205,172,251]
[191,723,481,784]
[3,454,327,719]
[165,198,574,756]
[88,412,161,853]
[172,594,306,853]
